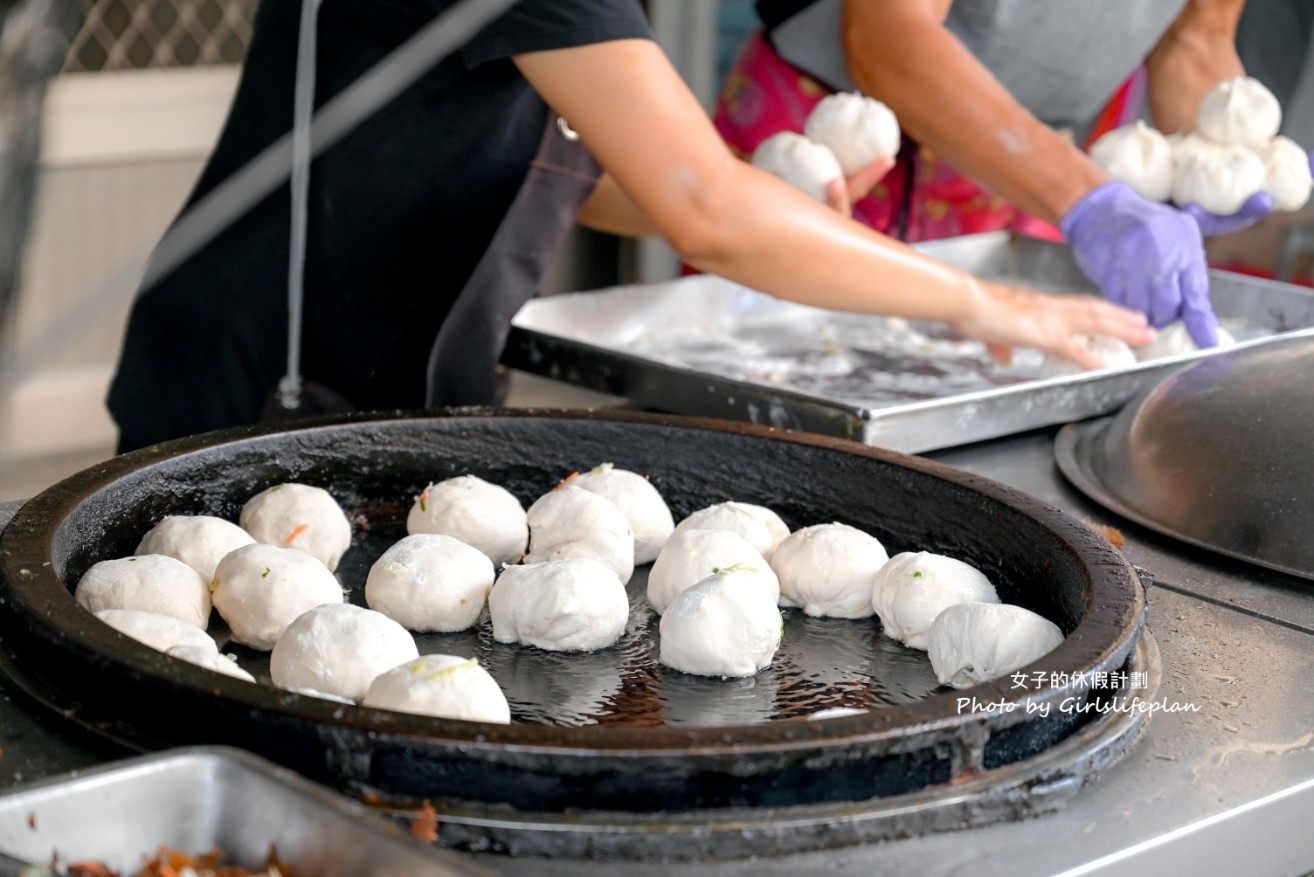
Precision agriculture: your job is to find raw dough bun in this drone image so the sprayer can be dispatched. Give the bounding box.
[738,503,790,555]
[1134,321,1236,360]
[672,501,777,560]
[804,91,901,176]
[270,603,419,700]
[489,558,629,652]
[1171,140,1265,215]
[211,543,344,650]
[1196,76,1282,148]
[1039,335,1138,378]
[524,486,634,584]
[406,474,527,567]
[752,132,843,203]
[1088,121,1174,202]
[240,483,352,572]
[647,528,778,614]
[1257,135,1314,211]
[95,608,217,653]
[771,523,889,618]
[135,515,256,581]
[75,555,210,628]
[659,569,783,678]
[166,644,256,682]
[362,654,511,723]
[928,602,1065,689]
[365,533,494,632]
[570,463,674,565]
[871,551,999,650]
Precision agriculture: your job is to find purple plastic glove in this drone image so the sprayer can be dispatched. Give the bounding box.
[1180,191,1274,237]
[1060,180,1218,348]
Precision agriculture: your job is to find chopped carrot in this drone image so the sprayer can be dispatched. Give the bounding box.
[552,471,580,491]
[286,523,310,544]
[419,489,430,512]
[410,801,440,843]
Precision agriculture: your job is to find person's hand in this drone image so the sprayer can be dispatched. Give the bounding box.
[950,280,1155,371]
[1180,191,1273,237]
[1060,180,1219,348]
[824,156,896,217]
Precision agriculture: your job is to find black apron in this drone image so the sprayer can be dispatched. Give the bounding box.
[425,113,601,407]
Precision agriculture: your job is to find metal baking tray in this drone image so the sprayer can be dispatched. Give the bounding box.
[505,232,1314,452]
[0,746,492,876]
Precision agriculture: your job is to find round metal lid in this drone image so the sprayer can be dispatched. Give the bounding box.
[1056,332,1314,581]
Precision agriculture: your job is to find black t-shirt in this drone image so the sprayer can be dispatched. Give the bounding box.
[756,0,814,32]
[109,0,651,451]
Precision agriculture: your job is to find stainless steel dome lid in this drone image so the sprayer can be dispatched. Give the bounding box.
[1056,331,1314,580]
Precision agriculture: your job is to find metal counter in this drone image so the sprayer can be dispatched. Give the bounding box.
[2,427,1313,875]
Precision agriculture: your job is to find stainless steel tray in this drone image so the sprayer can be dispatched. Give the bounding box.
[0,746,492,876]
[505,233,1314,452]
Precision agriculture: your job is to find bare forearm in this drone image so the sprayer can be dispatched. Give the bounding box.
[1145,0,1246,133]
[840,0,1106,224]
[681,162,987,323]
[578,173,660,237]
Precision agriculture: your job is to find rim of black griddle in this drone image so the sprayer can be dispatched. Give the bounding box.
[1055,417,1314,582]
[0,408,1146,808]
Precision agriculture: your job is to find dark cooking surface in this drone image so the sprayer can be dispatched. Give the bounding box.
[217,533,942,729]
[5,424,1312,874]
[0,409,1148,856]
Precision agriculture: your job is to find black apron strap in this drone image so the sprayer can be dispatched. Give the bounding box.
[425,113,602,407]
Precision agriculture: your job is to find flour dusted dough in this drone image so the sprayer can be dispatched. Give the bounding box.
[489,558,629,652]
[772,523,889,618]
[166,644,256,682]
[366,534,494,632]
[1257,135,1314,211]
[270,603,418,700]
[362,654,511,723]
[647,528,778,614]
[1196,76,1282,148]
[738,503,790,556]
[406,474,528,567]
[1089,121,1174,202]
[210,543,344,650]
[1134,321,1236,360]
[752,132,844,203]
[804,92,901,176]
[928,602,1065,689]
[524,486,634,584]
[871,551,999,650]
[1039,335,1138,378]
[75,554,210,628]
[95,608,218,654]
[672,501,777,561]
[570,463,674,565]
[135,515,256,581]
[1171,140,1265,215]
[659,569,783,678]
[240,483,352,572]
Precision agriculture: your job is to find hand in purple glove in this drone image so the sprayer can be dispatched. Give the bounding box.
[1180,191,1274,237]
[1060,180,1219,348]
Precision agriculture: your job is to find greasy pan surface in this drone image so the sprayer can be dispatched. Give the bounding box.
[0,409,1144,814]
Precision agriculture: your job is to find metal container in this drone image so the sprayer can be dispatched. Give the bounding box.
[0,746,492,876]
[0,410,1154,858]
[505,233,1314,452]
[1056,332,1314,581]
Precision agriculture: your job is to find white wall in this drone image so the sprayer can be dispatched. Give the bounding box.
[3,66,237,459]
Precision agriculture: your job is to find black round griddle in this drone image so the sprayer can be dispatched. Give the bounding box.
[0,409,1151,857]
